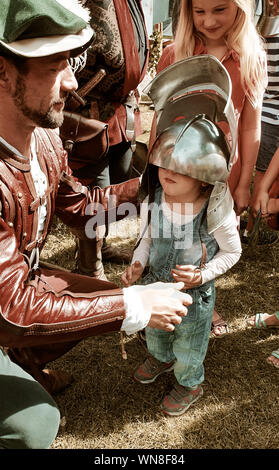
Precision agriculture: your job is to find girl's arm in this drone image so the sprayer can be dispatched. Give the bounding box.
[252,146,279,218]
[233,98,262,215]
[256,146,279,192]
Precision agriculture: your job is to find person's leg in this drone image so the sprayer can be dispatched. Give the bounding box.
[7,265,125,398]
[76,237,108,280]
[246,311,279,369]
[75,163,110,278]
[134,327,175,383]
[109,141,133,184]
[160,285,214,416]
[0,348,60,449]
[245,170,265,233]
[211,309,229,337]
[173,286,215,388]
[247,311,279,329]
[266,348,279,369]
[244,121,279,242]
[101,140,133,263]
[145,326,175,363]
[77,141,133,274]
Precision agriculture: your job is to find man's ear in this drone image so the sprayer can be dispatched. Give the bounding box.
[0,56,12,88]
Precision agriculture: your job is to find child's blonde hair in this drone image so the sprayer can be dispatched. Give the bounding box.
[174,0,266,107]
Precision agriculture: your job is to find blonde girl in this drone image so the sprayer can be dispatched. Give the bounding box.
[175,0,265,105]
[162,0,267,215]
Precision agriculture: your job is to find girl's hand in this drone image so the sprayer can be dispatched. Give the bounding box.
[267,198,279,215]
[233,185,251,215]
[121,261,144,287]
[171,264,202,289]
[251,189,269,219]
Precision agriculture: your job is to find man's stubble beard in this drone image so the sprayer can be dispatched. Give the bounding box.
[12,73,65,129]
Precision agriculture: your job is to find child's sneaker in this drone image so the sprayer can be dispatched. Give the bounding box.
[134,356,175,384]
[160,383,203,416]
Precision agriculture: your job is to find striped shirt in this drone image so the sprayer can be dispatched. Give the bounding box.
[262,35,279,125]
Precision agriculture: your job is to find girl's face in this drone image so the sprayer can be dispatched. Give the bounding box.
[158,167,202,200]
[192,0,238,45]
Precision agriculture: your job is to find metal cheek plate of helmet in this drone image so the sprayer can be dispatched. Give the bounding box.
[255,1,279,36]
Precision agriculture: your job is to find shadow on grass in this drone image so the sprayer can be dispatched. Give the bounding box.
[48,320,279,449]
[42,220,279,448]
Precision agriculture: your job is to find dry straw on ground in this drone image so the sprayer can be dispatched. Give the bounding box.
[41,214,279,450]
[41,104,278,450]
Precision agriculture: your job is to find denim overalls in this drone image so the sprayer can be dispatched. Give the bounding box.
[141,187,219,388]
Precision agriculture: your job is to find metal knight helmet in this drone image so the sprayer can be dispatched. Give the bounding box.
[141,54,238,233]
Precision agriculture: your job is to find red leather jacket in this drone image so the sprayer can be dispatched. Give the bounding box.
[0,128,139,350]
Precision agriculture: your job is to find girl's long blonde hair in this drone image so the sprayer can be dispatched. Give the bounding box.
[174,0,267,107]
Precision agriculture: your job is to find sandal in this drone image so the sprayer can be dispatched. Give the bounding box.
[266,348,279,370]
[247,312,279,329]
[211,316,229,338]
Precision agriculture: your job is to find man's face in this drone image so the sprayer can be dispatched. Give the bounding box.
[10,52,78,128]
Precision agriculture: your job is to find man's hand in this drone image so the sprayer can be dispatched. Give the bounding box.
[137,282,192,332]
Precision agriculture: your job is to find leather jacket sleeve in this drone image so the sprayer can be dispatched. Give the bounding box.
[0,216,128,348]
[0,133,140,349]
[55,163,140,240]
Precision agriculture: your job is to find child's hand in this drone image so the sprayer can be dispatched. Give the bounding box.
[171,265,202,289]
[121,261,144,287]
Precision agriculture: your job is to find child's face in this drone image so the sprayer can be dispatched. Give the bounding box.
[158,167,202,199]
[192,0,238,44]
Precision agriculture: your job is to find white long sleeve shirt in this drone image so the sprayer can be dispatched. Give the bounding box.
[132,194,242,284]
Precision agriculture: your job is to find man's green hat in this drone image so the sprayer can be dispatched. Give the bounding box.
[0,0,94,58]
